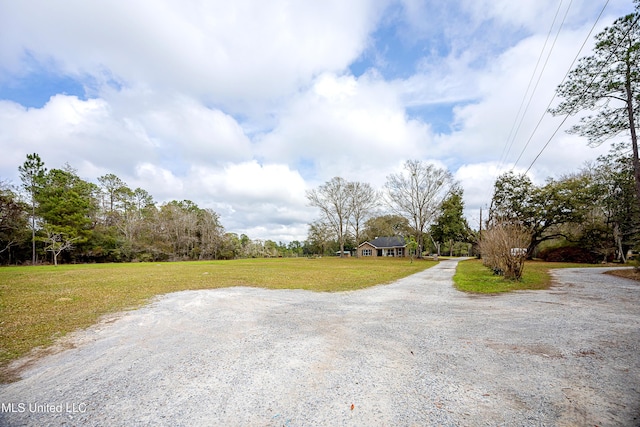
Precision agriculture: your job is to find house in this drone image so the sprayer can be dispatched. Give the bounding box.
[357,237,407,258]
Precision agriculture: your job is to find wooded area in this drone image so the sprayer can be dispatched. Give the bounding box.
[1,140,637,266]
[1,155,473,264]
[2,154,231,264]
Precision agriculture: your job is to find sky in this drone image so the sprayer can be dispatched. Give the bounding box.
[0,0,635,243]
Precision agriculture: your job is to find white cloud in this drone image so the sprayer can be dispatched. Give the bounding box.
[465,0,634,33]
[122,95,253,166]
[0,0,636,243]
[181,162,313,240]
[0,95,150,177]
[256,72,434,186]
[197,161,307,205]
[0,0,386,111]
[424,17,624,176]
[455,162,507,209]
[134,163,184,197]
[0,91,253,177]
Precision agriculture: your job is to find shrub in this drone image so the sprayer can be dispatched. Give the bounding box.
[479,222,530,280]
[537,246,601,263]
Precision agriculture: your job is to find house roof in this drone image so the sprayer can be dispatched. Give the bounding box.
[360,236,406,248]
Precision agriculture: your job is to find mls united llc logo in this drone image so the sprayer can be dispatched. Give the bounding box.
[1,402,87,413]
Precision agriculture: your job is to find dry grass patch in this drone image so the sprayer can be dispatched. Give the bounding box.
[606,268,640,282]
[0,257,435,382]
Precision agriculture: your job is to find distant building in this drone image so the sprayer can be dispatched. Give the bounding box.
[357,237,407,258]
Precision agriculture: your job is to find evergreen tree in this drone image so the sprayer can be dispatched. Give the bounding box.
[431,188,471,256]
[552,3,640,206]
[18,153,46,265]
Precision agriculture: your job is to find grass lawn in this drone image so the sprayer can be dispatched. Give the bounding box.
[453,258,603,294]
[0,257,435,381]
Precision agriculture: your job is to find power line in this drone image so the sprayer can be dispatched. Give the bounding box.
[509,0,610,172]
[524,1,640,175]
[508,0,574,167]
[497,0,565,170]
[513,0,605,171]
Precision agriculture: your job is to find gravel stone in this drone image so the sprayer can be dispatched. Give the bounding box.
[1,259,639,426]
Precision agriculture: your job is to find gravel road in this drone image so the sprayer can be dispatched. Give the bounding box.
[1,259,639,426]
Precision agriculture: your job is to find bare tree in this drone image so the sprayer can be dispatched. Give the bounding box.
[348,181,378,248]
[384,160,454,257]
[198,208,224,259]
[479,221,531,280]
[307,177,354,257]
[42,229,79,266]
[0,180,28,258]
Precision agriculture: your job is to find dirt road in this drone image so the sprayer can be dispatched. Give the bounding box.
[1,259,639,426]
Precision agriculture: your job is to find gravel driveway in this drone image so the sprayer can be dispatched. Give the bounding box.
[1,259,639,426]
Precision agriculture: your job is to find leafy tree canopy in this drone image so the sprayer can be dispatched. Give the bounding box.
[490,172,594,256]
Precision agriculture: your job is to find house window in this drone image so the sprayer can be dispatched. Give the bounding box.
[362,249,372,256]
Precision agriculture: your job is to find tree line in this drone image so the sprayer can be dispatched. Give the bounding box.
[304,142,638,267]
[1,154,232,265]
[1,154,474,265]
[480,143,638,280]
[488,143,638,262]
[2,146,634,266]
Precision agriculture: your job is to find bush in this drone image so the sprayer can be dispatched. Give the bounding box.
[479,222,530,280]
[537,246,601,263]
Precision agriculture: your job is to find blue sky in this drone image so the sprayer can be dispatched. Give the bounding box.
[0,71,84,108]
[0,0,634,241]
[0,54,86,108]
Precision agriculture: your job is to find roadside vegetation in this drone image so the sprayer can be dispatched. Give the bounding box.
[453,258,603,294]
[0,257,435,382]
[606,267,640,282]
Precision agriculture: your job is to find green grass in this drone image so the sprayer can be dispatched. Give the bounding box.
[0,257,435,381]
[453,258,601,294]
